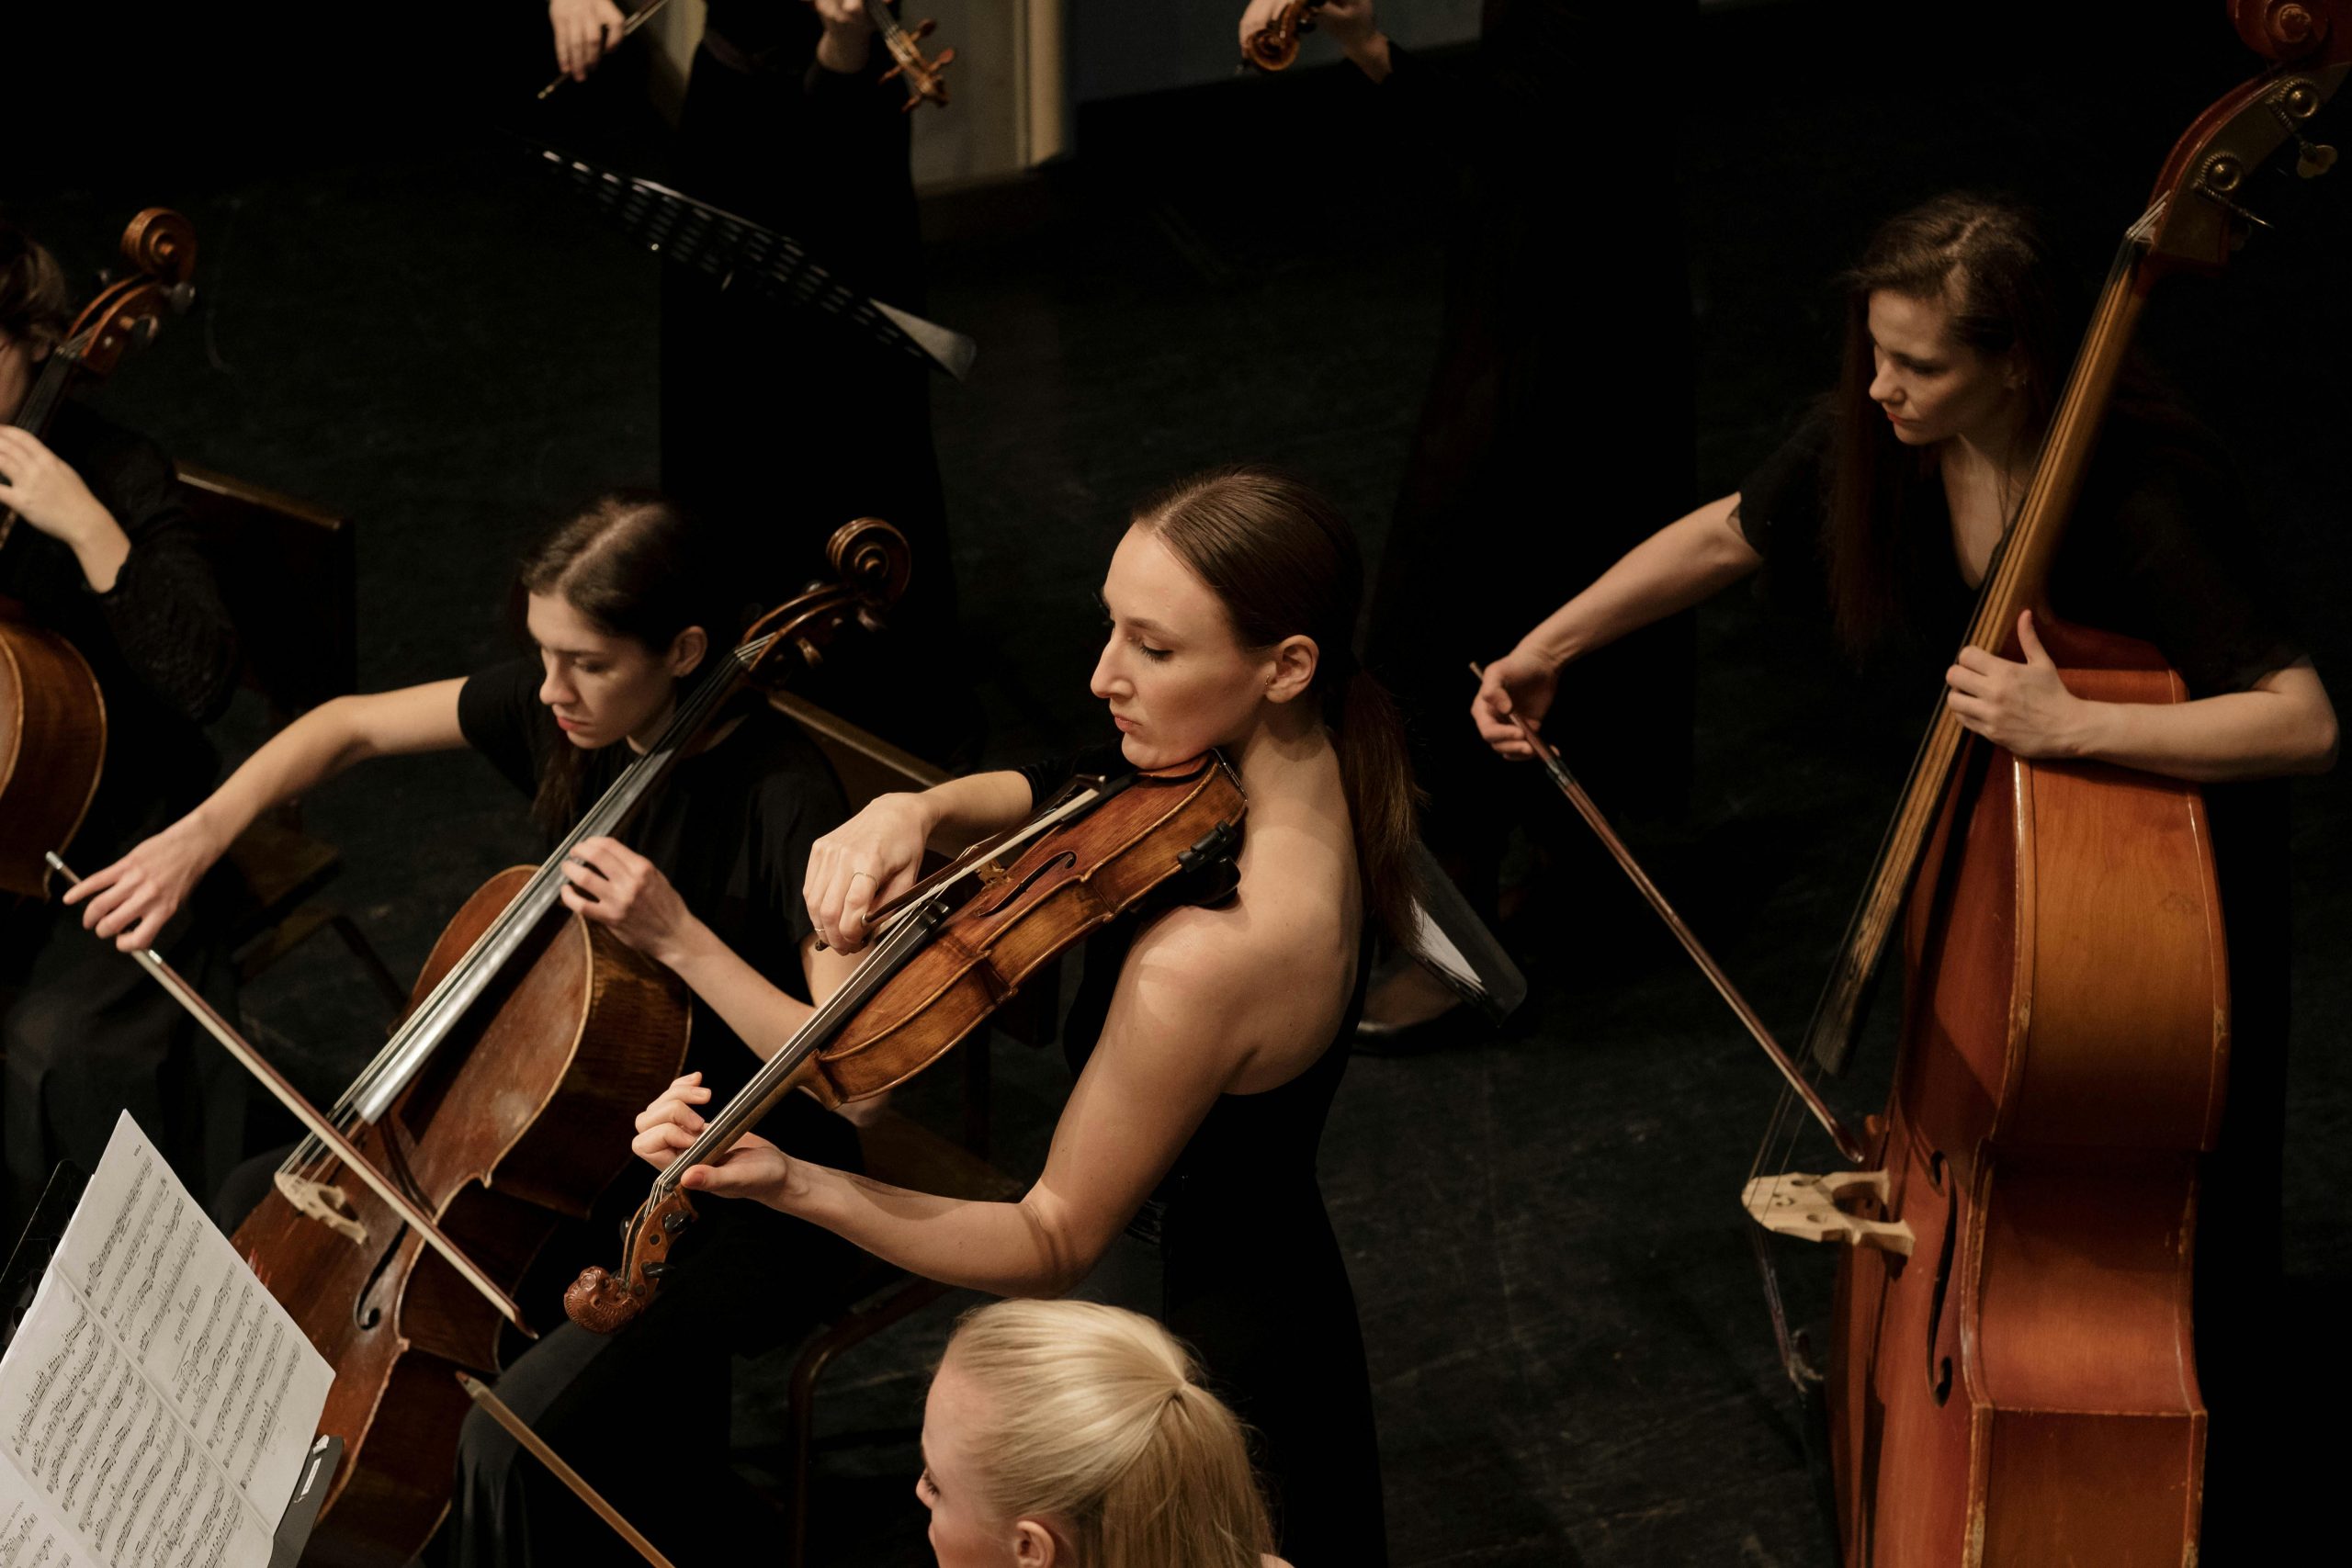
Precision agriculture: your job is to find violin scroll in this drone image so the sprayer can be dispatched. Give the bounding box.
[1243,1,1324,73]
[871,1,955,111]
[62,209,198,382]
[2233,0,2344,58]
[561,1187,697,1332]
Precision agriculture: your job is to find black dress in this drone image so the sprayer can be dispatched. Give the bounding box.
[1736,399,2303,1552]
[1,401,243,1234]
[1019,749,1388,1567]
[435,659,864,1565]
[659,4,960,758]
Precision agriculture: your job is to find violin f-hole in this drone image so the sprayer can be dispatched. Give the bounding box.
[977,851,1076,916]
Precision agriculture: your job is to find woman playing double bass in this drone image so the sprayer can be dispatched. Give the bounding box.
[1,219,243,1234]
[69,493,865,1559]
[626,468,1404,1563]
[1470,193,2336,1546]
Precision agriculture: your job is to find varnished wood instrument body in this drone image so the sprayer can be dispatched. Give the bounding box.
[1828,619,2226,1565]
[0,622,105,896]
[233,868,688,1567]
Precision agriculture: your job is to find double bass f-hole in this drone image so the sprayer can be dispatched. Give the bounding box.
[1922,1150,1957,1407]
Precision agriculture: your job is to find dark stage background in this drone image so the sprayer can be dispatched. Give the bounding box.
[12,2,2347,1562]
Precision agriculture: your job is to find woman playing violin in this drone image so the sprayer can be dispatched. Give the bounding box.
[1470,192,2336,1548]
[1,220,243,1235]
[71,492,865,1561]
[627,468,1406,1563]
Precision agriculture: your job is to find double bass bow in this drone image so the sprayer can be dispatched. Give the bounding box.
[213,520,910,1568]
[566,751,1246,1331]
[0,209,197,899]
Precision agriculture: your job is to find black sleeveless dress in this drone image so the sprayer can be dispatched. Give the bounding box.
[1020,750,1388,1566]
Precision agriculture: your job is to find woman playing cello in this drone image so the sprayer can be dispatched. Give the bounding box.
[627,467,1406,1564]
[1471,192,2336,1549]
[67,492,865,1560]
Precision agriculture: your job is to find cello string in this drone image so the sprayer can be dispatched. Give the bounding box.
[276,631,788,1180]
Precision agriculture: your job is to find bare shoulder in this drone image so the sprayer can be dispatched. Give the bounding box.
[1124,890,1330,1003]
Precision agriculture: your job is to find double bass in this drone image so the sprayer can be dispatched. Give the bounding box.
[1497,4,2345,1561]
[0,209,197,897]
[228,522,910,1567]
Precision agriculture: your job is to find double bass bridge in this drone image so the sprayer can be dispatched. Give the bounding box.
[1743,1170,1916,1257]
[275,1170,370,1247]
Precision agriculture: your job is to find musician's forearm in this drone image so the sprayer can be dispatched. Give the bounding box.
[660,919,817,1061]
[777,1163,1082,1296]
[917,771,1035,853]
[2075,679,2340,782]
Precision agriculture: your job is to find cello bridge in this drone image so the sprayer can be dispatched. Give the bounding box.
[274,1170,370,1247]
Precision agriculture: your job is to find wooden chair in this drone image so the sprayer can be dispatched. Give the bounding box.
[176,463,404,1012]
[763,689,1033,1567]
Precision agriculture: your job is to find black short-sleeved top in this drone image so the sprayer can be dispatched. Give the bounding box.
[0,401,239,860]
[1734,397,2301,695]
[456,657,848,1112]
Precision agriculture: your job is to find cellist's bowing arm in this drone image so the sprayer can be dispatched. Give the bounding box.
[631,906,1261,1296]
[1945,611,2339,783]
[559,834,857,1055]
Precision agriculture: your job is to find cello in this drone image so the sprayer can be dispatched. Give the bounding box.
[0,209,197,898]
[226,521,910,1568]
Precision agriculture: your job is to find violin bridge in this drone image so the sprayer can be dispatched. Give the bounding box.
[274,1170,370,1247]
[1741,1170,1915,1257]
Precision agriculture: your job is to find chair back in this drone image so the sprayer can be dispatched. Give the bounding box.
[175,463,356,725]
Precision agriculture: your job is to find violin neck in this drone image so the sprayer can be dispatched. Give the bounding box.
[1798,226,2154,1077]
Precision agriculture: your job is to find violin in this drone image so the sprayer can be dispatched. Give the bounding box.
[536,0,955,111]
[0,209,197,898]
[229,521,910,1567]
[564,751,1246,1332]
[1243,1,1325,73]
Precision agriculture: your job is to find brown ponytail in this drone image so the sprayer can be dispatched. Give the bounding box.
[513,491,730,832]
[1134,466,1424,950]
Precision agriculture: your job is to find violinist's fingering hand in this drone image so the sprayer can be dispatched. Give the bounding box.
[1471,646,1558,760]
[1943,611,2088,761]
[808,0,875,73]
[631,1072,794,1201]
[804,792,932,953]
[559,835,695,964]
[548,0,628,83]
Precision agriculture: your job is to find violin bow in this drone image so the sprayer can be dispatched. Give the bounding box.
[45,852,534,1335]
[1467,666,1866,1163]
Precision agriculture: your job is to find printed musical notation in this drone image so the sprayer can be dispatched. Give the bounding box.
[0,1117,332,1568]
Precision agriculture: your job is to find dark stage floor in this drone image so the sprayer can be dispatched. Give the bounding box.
[16,5,2349,1563]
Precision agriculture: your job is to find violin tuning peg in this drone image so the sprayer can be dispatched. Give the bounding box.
[855,607,885,636]
[934,45,956,69]
[910,17,936,39]
[879,62,905,83]
[795,635,825,668]
[2298,140,2338,178]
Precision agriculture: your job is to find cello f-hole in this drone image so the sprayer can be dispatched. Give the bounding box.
[355,1224,409,1331]
[1922,1152,1958,1406]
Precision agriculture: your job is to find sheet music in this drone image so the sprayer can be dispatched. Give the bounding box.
[0,1116,333,1567]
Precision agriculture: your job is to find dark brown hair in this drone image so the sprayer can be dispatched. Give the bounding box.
[515,491,728,830]
[1826,193,2076,655]
[0,219,73,353]
[1133,467,1422,950]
